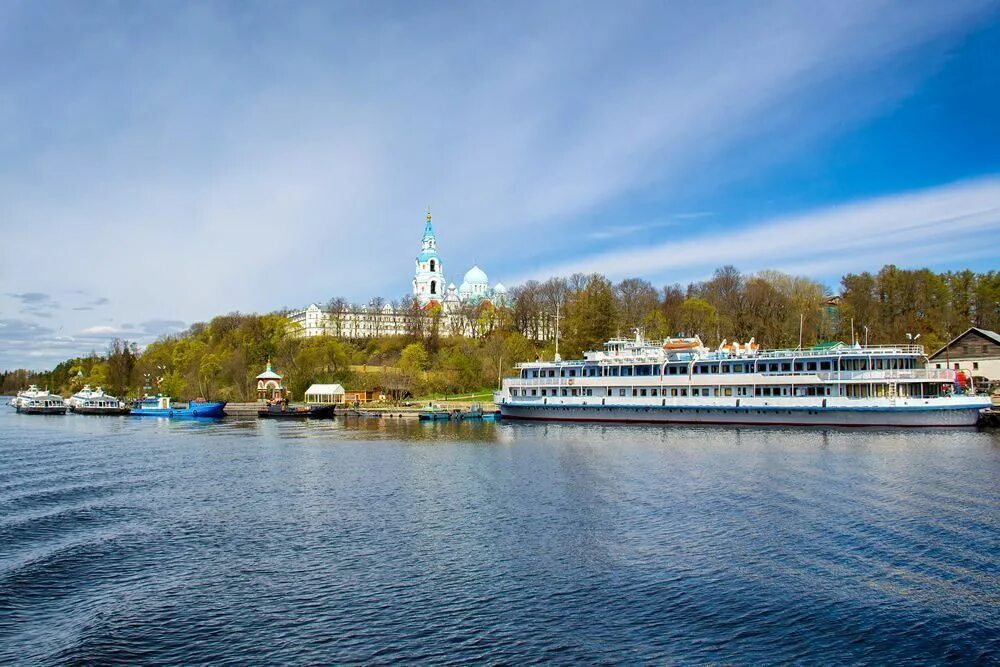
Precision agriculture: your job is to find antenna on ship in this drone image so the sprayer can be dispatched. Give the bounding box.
[554,302,562,362]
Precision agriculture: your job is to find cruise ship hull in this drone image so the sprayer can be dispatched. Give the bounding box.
[498,402,986,427]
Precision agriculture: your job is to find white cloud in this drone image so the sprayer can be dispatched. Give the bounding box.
[79,325,121,336]
[524,177,1000,283]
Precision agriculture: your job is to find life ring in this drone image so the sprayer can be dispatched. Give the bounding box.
[567,378,575,386]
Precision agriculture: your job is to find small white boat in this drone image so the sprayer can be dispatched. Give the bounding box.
[67,385,107,409]
[69,386,129,415]
[17,389,67,415]
[12,384,48,409]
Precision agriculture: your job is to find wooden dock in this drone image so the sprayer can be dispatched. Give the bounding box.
[979,409,1000,428]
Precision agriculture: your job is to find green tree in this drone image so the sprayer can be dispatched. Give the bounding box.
[399,342,429,375]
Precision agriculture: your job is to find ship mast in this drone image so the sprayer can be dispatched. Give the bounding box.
[554,302,562,362]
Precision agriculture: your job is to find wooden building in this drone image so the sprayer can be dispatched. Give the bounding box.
[928,328,1000,382]
[344,389,383,405]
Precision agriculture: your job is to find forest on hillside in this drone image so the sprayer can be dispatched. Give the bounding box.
[3,265,997,401]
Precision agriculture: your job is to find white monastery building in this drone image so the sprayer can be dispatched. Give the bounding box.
[289,210,515,339]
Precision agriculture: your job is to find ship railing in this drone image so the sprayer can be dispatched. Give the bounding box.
[753,344,925,358]
[815,369,954,382]
[504,378,575,387]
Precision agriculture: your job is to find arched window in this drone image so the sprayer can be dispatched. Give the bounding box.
[431,280,437,295]
[430,259,436,272]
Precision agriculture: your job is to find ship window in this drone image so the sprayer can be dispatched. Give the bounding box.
[668,366,677,375]
[820,361,831,371]
[974,362,979,370]
[733,365,743,373]
[724,387,732,397]
[569,369,576,377]
[781,363,791,372]
[619,389,626,397]
[531,389,537,396]
[680,388,688,396]
[806,362,816,371]
[586,389,593,396]
[561,389,567,396]
[671,388,678,396]
[651,388,658,396]
[640,389,647,396]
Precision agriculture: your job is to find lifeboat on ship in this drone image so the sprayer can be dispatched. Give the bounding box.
[662,336,703,351]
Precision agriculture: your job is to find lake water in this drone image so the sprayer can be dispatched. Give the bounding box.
[1,405,997,664]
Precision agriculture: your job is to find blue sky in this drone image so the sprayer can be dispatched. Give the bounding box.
[1,0,999,369]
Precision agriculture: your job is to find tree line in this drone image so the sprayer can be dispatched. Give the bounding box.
[3,264,997,399]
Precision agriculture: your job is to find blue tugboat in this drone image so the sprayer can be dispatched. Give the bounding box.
[130,395,226,418]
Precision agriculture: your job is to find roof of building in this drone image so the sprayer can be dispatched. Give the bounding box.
[304,383,345,395]
[928,327,1000,360]
[811,341,846,350]
[463,265,488,284]
[422,209,435,240]
[256,361,282,380]
[417,249,440,261]
[493,282,507,293]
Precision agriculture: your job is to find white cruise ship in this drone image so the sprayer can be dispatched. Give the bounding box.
[496,332,989,427]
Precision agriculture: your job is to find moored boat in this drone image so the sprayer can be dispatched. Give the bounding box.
[130,395,226,418]
[258,403,335,419]
[419,403,499,421]
[68,385,130,414]
[17,393,68,415]
[11,384,47,409]
[496,331,990,427]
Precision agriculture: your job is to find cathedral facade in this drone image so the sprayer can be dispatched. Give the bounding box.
[413,210,506,309]
[289,210,512,340]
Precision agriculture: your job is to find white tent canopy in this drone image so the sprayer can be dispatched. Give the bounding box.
[304,384,346,404]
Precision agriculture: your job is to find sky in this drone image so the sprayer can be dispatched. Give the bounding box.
[1,0,999,370]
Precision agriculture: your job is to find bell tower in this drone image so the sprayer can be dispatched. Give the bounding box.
[412,208,445,305]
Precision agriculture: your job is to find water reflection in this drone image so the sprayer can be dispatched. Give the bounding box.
[0,407,997,663]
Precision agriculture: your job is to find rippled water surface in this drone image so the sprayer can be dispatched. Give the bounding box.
[1,405,998,664]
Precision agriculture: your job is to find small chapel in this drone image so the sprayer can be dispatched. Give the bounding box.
[256,360,285,402]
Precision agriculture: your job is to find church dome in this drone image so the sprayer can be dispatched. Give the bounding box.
[493,282,506,294]
[463,265,488,285]
[459,281,473,296]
